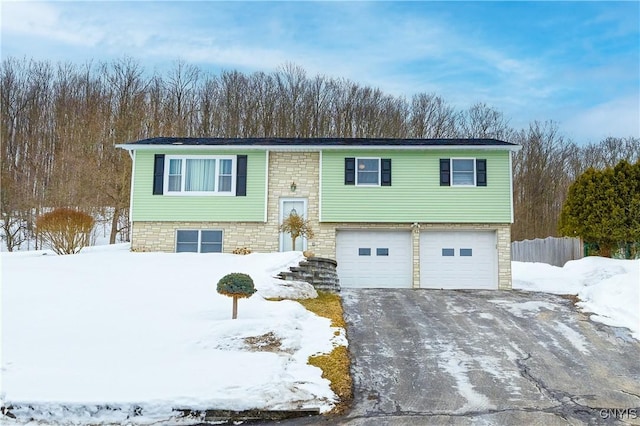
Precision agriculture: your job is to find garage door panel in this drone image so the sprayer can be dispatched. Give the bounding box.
[420,231,497,289]
[337,231,412,288]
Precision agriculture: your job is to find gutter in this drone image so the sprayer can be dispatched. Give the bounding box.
[116,144,522,152]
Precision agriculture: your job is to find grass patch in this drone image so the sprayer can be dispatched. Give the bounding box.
[298,291,352,414]
[297,291,346,328]
[243,332,284,352]
[308,346,352,414]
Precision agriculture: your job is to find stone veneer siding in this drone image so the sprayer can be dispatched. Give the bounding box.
[131,151,512,289]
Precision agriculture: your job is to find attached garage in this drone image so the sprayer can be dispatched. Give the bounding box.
[336,230,412,288]
[420,231,498,289]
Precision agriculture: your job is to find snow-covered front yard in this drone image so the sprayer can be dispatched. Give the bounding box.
[1,243,638,425]
[1,244,345,424]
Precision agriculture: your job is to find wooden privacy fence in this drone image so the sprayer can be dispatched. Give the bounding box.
[511,237,583,267]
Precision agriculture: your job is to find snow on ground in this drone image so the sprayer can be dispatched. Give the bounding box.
[513,257,640,340]
[1,244,345,425]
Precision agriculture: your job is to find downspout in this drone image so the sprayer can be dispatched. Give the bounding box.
[509,151,514,224]
[128,150,136,243]
[318,150,323,222]
[264,150,269,223]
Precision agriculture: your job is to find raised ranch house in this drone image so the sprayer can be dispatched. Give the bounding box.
[117,137,520,290]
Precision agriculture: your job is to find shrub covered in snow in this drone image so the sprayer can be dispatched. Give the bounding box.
[217,272,256,319]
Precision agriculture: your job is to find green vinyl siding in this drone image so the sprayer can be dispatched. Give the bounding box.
[321,150,512,223]
[132,150,266,222]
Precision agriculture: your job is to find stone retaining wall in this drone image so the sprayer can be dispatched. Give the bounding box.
[277,257,340,293]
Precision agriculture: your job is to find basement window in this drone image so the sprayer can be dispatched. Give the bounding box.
[176,230,223,253]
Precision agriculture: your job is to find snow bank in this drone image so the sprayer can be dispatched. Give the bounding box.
[0,245,342,424]
[513,257,640,340]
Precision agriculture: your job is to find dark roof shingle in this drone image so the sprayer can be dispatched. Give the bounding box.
[124,137,517,147]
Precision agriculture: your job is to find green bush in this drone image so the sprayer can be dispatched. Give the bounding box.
[217,273,256,319]
[560,160,640,258]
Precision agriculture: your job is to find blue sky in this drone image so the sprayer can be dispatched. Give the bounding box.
[2,1,638,144]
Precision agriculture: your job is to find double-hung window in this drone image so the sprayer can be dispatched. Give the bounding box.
[357,158,380,186]
[345,157,392,186]
[165,156,235,195]
[176,230,223,253]
[451,159,476,186]
[440,158,487,187]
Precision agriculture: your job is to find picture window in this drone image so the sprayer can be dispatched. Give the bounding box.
[165,155,235,194]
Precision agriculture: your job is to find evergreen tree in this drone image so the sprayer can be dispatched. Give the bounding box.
[614,160,640,254]
[559,160,640,257]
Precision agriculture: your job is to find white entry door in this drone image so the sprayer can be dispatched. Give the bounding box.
[280,198,308,252]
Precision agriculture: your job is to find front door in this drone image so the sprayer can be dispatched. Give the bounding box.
[280,198,308,252]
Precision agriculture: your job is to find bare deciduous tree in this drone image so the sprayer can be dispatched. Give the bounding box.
[1,56,636,250]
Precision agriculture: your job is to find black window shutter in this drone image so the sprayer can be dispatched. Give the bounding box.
[439,159,450,186]
[153,154,165,195]
[345,158,355,185]
[381,159,392,186]
[236,155,247,196]
[476,159,487,186]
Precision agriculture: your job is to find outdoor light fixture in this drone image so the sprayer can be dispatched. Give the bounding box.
[290,181,297,192]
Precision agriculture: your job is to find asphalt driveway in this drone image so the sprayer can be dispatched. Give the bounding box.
[335,289,640,425]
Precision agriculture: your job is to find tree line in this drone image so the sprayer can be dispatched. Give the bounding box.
[1,57,639,251]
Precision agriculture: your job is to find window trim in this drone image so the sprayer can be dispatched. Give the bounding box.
[175,229,224,253]
[355,157,381,187]
[450,158,477,187]
[163,155,236,196]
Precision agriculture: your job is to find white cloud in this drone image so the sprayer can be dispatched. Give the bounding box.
[562,95,640,143]
[2,1,103,47]
[148,42,289,71]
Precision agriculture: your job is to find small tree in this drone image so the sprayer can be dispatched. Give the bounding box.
[36,208,95,255]
[559,160,640,257]
[217,273,256,319]
[279,211,314,251]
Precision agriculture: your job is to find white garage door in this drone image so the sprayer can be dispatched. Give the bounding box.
[336,231,412,288]
[420,231,497,289]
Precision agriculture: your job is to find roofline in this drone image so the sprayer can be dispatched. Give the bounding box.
[116,143,521,152]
